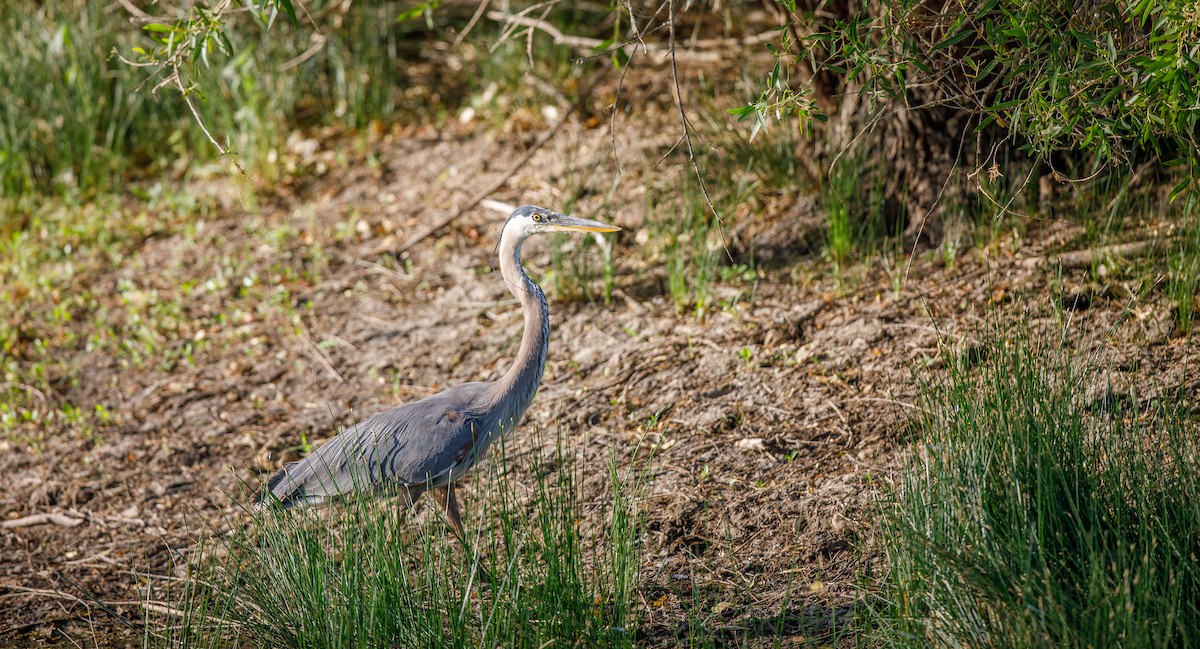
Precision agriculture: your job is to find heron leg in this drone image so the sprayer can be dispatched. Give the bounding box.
[403,484,426,509]
[429,485,464,538]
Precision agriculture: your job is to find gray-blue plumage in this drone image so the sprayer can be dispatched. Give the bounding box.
[256,205,618,534]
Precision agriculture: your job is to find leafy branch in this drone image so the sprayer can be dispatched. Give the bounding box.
[116,0,305,166]
[739,0,1200,197]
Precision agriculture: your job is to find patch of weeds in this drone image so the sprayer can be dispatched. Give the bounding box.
[0,194,200,438]
[821,155,895,272]
[876,327,1200,647]
[0,3,183,193]
[145,432,647,648]
[648,170,752,318]
[823,162,853,267]
[667,226,720,317]
[1066,165,1154,250]
[0,0,473,195]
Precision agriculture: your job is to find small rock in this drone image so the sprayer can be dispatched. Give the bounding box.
[735,438,766,452]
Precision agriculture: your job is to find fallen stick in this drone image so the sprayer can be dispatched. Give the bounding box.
[394,126,563,255]
[1,585,92,604]
[395,66,612,255]
[1019,239,1167,269]
[486,11,781,60]
[0,586,204,626]
[1,513,85,529]
[295,319,345,384]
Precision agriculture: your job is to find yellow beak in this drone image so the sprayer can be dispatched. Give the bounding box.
[552,215,621,233]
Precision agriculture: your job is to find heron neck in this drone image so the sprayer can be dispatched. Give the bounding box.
[490,231,549,413]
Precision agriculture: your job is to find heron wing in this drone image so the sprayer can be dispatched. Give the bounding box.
[257,383,492,509]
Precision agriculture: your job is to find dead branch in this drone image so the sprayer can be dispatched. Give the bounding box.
[113,0,171,23]
[1019,239,1168,269]
[0,586,209,628]
[0,585,92,604]
[486,10,780,62]
[395,66,612,254]
[295,320,345,383]
[279,0,353,72]
[666,0,721,231]
[1,513,85,529]
[453,0,493,47]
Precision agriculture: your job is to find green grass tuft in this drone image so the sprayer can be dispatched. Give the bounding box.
[876,328,1200,647]
[145,434,646,648]
[820,156,896,272]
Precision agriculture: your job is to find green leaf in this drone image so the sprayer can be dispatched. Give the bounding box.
[977,57,1000,80]
[275,0,300,27]
[143,23,173,33]
[932,29,973,53]
[398,1,441,23]
[1169,177,1192,202]
[612,47,629,69]
[974,0,1002,16]
[397,5,426,21]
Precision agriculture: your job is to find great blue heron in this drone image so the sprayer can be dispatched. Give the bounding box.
[256,205,620,536]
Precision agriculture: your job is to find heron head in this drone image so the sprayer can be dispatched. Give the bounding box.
[505,205,621,237]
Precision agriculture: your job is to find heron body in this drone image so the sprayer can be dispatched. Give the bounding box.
[257,205,619,534]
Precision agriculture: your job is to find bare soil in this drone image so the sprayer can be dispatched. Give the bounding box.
[2,113,1196,647]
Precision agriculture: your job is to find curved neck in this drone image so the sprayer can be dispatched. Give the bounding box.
[488,224,549,411]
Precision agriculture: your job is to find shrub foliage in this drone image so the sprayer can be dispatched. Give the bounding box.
[744,0,1200,231]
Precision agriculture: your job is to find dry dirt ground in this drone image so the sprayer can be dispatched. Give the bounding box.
[2,113,1196,647]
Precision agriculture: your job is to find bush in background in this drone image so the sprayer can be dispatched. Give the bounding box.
[746,0,1200,237]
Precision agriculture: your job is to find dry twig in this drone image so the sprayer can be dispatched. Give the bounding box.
[2,513,85,530]
[395,66,612,254]
[486,10,779,61]
[295,320,345,383]
[1019,239,1167,269]
[664,0,722,238]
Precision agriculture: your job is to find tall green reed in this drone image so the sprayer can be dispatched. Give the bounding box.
[146,431,646,648]
[877,328,1200,647]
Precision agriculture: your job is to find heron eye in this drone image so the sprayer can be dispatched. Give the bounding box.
[532,214,543,222]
